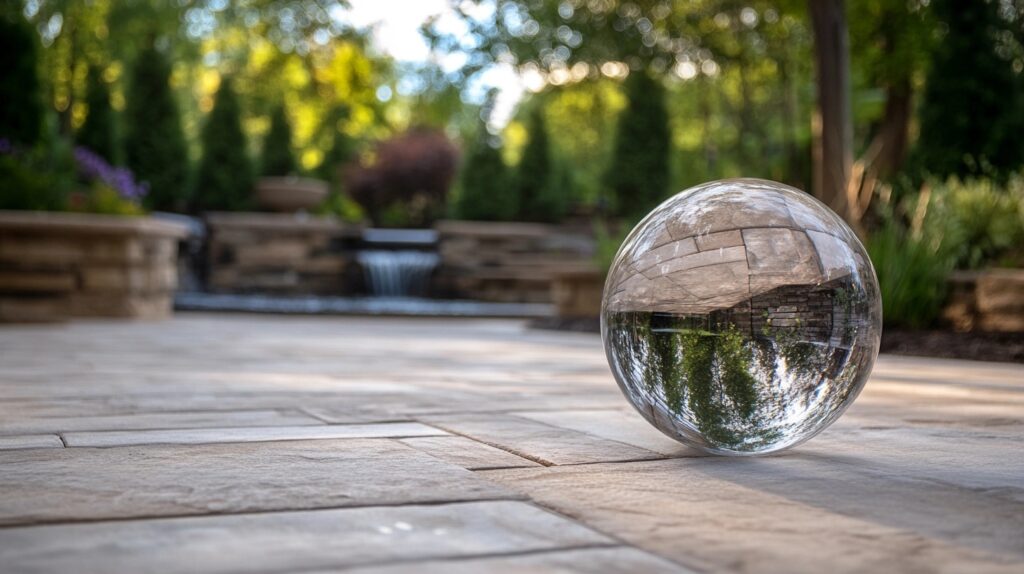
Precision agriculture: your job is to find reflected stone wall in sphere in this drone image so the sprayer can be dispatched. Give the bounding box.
[601,179,882,455]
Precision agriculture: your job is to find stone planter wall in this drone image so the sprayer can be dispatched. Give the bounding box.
[943,269,1024,332]
[205,213,363,295]
[551,268,605,318]
[434,220,596,303]
[0,211,188,322]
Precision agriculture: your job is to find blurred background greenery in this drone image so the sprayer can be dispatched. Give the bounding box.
[1,0,1023,329]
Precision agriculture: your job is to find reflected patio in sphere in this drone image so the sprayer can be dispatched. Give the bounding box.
[602,179,883,455]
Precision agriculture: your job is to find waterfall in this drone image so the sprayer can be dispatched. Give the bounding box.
[357,250,440,297]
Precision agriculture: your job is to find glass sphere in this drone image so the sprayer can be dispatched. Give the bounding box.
[602,178,882,456]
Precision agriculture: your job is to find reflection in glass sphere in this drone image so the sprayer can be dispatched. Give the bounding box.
[602,179,882,456]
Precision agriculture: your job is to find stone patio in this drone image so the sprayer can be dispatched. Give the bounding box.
[0,314,1021,573]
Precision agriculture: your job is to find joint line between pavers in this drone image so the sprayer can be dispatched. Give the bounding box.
[516,500,698,572]
[0,497,530,531]
[301,542,625,573]
[414,421,556,467]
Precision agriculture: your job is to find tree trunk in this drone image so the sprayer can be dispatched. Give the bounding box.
[809,0,855,226]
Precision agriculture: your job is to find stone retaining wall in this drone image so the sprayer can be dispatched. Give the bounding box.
[434,220,595,303]
[205,213,363,295]
[0,211,187,321]
[944,269,1024,332]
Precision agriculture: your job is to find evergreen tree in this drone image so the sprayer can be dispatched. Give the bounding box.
[915,0,1024,179]
[260,104,297,176]
[77,67,118,163]
[515,107,568,222]
[317,105,357,185]
[0,11,43,146]
[124,44,188,211]
[606,70,671,218]
[194,76,252,211]
[456,129,514,221]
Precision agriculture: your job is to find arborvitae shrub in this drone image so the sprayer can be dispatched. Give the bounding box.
[515,107,568,222]
[260,104,297,176]
[194,76,252,211]
[606,71,671,219]
[455,129,515,221]
[77,67,118,164]
[0,11,43,146]
[124,45,188,211]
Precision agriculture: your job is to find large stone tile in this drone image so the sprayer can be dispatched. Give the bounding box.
[0,409,323,435]
[62,422,445,447]
[482,456,1024,574]
[0,434,63,450]
[512,409,696,457]
[0,439,517,526]
[344,546,692,574]
[399,436,540,470]
[0,501,610,574]
[419,413,664,466]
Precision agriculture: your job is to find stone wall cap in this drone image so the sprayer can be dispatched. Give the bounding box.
[204,212,363,234]
[0,210,190,238]
[435,219,570,238]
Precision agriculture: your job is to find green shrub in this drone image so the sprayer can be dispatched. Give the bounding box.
[0,154,65,211]
[867,216,954,329]
[194,76,252,211]
[0,11,43,146]
[515,107,569,222]
[918,176,1024,269]
[124,45,188,211]
[260,104,297,176]
[455,130,515,221]
[606,71,671,219]
[77,67,119,165]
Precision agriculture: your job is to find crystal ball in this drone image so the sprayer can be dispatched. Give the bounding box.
[602,178,882,455]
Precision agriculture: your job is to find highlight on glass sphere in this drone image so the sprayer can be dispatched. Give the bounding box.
[601,178,882,456]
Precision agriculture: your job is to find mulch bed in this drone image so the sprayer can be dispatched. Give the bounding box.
[880,329,1024,364]
[531,318,1024,364]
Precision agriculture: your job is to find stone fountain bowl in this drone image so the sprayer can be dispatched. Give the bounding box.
[255,177,329,212]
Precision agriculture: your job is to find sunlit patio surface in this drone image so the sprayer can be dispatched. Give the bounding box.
[0,313,1022,573]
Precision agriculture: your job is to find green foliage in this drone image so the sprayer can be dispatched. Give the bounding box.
[867,216,954,329]
[515,108,569,222]
[77,67,118,164]
[0,11,43,146]
[124,45,188,212]
[914,0,1024,180]
[917,176,1024,270]
[607,71,671,218]
[69,182,144,216]
[194,77,253,211]
[260,104,298,176]
[0,154,65,211]
[455,129,516,221]
[315,191,365,224]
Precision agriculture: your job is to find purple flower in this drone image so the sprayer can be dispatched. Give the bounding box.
[0,138,11,155]
[73,146,149,201]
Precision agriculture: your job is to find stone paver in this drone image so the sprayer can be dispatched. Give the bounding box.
[0,439,516,526]
[0,314,1021,573]
[0,409,322,435]
[421,413,664,465]
[0,435,63,451]
[399,436,541,470]
[345,547,692,574]
[0,501,610,574]
[62,421,444,447]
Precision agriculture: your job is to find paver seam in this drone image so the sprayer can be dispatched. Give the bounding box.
[0,497,532,530]
[306,543,628,573]
[413,420,556,467]
[509,495,699,572]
